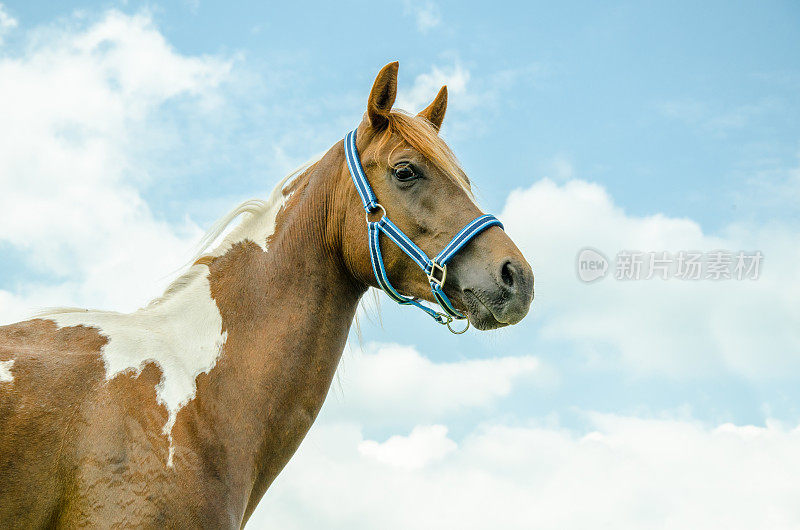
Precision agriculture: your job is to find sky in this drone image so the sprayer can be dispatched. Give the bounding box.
[1,1,799,527]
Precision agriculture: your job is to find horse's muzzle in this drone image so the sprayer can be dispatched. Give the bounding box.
[460,255,534,330]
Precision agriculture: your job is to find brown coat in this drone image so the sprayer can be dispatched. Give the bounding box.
[0,62,533,528]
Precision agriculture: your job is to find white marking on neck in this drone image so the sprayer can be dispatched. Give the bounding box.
[0,359,14,383]
[37,157,323,467]
[45,267,226,467]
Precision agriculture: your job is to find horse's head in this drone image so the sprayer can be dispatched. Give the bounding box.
[338,62,533,330]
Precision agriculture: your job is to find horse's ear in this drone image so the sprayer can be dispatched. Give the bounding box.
[417,85,448,132]
[367,61,399,130]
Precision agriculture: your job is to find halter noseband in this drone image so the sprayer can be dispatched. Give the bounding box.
[344,128,503,334]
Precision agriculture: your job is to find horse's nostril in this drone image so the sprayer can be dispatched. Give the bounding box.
[500,260,515,289]
[488,258,534,325]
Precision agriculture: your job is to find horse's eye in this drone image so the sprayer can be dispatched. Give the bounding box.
[393,164,418,182]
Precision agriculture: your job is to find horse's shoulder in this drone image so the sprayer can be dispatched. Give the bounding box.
[0,320,114,527]
[0,318,108,424]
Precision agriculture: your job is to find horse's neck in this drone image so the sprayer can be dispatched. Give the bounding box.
[44,150,361,514]
[194,160,363,515]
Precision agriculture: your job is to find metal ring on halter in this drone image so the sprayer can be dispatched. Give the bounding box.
[447,318,470,334]
[365,203,386,224]
[432,311,448,323]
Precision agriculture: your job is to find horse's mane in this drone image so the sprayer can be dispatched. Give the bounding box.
[154,154,325,305]
[154,111,460,331]
[35,154,323,318]
[36,111,469,320]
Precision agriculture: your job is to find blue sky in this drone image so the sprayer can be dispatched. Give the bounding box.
[1,1,799,527]
[8,0,799,226]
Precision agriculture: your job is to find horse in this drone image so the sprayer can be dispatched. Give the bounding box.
[0,62,534,528]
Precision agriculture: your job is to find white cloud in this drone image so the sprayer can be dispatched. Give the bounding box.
[393,61,543,139]
[358,424,456,469]
[403,0,441,33]
[500,178,800,377]
[739,154,800,218]
[395,62,471,114]
[249,414,800,529]
[0,3,17,44]
[0,11,231,322]
[184,0,200,14]
[327,343,542,422]
[548,153,575,181]
[658,97,781,136]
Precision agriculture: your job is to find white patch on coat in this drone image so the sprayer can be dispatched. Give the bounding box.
[0,359,14,383]
[36,157,321,467]
[45,267,226,467]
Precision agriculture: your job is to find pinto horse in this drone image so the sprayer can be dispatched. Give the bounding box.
[0,62,533,528]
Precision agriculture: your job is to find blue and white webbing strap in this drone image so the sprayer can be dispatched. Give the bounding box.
[345,128,503,327]
[344,130,378,210]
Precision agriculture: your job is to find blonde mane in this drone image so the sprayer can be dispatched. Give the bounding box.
[35,113,470,319]
[378,110,473,196]
[153,154,324,304]
[36,155,323,318]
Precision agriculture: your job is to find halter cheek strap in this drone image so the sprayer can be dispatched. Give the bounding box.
[344,128,503,333]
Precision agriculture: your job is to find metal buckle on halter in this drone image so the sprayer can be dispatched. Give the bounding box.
[427,262,447,288]
[365,203,386,224]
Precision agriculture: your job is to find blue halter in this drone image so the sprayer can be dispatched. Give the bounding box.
[344,128,504,333]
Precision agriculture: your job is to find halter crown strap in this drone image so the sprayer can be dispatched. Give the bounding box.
[344,128,503,331]
[344,130,378,211]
